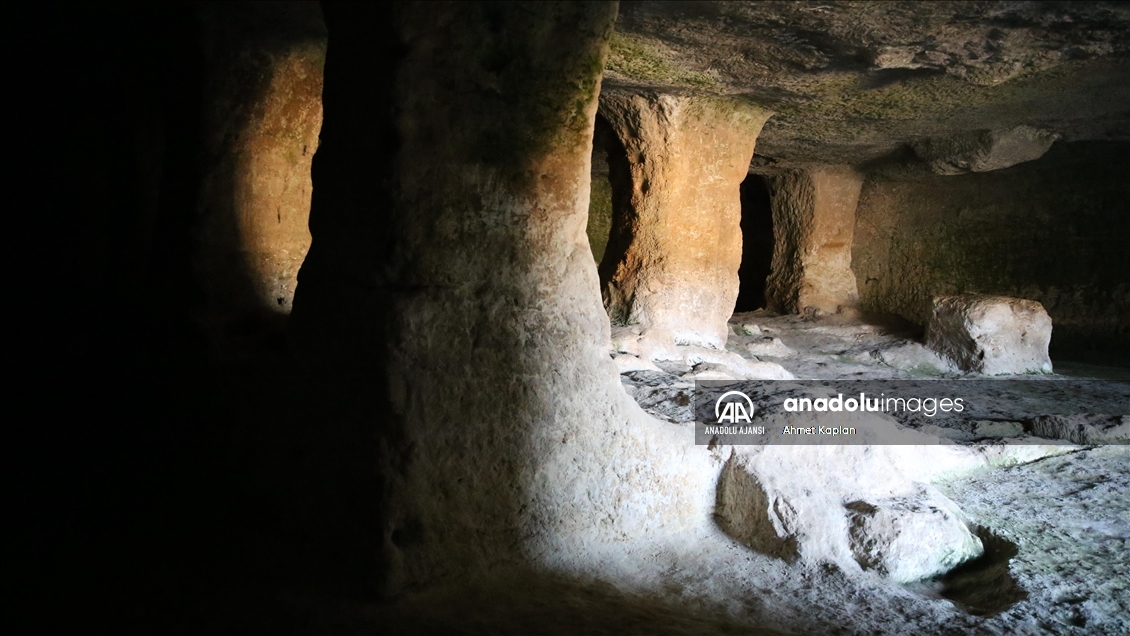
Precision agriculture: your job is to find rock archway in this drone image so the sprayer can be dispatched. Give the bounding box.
[735,173,774,312]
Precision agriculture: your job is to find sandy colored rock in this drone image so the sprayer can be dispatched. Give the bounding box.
[764,167,862,315]
[598,91,770,351]
[911,126,1058,175]
[195,3,325,327]
[926,294,1053,375]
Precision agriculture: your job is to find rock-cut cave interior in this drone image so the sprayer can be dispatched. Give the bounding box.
[22,1,1130,634]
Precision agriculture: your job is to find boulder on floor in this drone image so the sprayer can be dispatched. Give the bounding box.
[926,294,1053,375]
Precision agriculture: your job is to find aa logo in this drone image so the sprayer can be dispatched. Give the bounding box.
[715,390,754,424]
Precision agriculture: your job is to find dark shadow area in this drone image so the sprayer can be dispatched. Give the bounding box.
[587,116,614,265]
[735,173,774,312]
[931,527,1027,617]
[1050,335,1130,376]
[16,1,208,628]
[595,112,636,321]
[358,568,790,635]
[14,3,364,634]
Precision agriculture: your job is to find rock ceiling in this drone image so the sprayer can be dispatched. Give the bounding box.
[605,1,1130,167]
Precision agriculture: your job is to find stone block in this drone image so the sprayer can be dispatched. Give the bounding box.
[926,294,1053,374]
[845,497,984,583]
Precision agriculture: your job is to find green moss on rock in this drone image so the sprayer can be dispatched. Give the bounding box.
[586,176,613,264]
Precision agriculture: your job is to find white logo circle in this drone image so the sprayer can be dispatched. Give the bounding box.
[715,390,755,423]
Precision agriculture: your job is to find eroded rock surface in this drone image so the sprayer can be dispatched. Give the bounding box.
[845,496,983,583]
[852,142,1130,351]
[196,3,325,329]
[717,441,992,583]
[1029,415,1130,445]
[764,167,862,315]
[606,1,1130,167]
[598,91,770,350]
[911,126,1058,175]
[926,294,1053,375]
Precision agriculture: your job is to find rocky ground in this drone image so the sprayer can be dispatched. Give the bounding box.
[327,311,1129,635]
[606,310,1129,634]
[359,454,1128,636]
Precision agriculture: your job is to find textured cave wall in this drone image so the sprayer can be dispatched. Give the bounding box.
[597,92,770,350]
[764,167,862,315]
[292,1,666,592]
[195,2,325,337]
[853,141,1130,354]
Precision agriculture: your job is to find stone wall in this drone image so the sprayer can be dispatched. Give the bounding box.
[195,2,325,333]
[853,141,1130,353]
[597,91,770,350]
[764,167,862,315]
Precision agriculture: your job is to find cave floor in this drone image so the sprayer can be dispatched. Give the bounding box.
[348,447,1129,636]
[607,310,1130,635]
[306,312,1129,635]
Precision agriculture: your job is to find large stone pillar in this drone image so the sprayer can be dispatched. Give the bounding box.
[293,1,668,592]
[598,92,771,350]
[195,2,325,336]
[765,166,862,315]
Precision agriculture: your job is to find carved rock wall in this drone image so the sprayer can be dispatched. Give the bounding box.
[853,141,1130,352]
[291,2,719,592]
[598,91,770,350]
[764,167,862,315]
[195,2,325,330]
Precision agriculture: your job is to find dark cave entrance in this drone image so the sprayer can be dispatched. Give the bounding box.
[735,172,774,312]
[587,114,618,268]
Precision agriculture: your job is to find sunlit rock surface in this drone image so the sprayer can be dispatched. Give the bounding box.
[927,294,1053,375]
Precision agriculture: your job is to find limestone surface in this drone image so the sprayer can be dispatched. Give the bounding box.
[605,1,1130,167]
[764,167,862,315]
[926,294,1053,375]
[744,336,793,359]
[195,3,325,327]
[716,434,1002,584]
[1028,415,1130,445]
[844,496,983,583]
[598,91,770,351]
[911,126,1058,175]
[851,143,1130,350]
